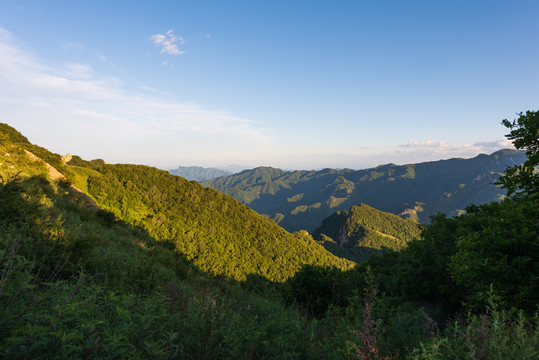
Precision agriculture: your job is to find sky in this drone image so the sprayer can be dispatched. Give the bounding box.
[0,0,538,170]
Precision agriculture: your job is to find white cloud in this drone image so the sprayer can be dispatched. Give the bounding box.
[473,139,514,150]
[399,140,452,149]
[0,27,271,168]
[396,139,515,158]
[150,30,185,55]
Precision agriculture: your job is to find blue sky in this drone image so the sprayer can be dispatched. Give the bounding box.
[0,1,537,170]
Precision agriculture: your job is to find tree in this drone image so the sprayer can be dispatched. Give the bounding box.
[284,264,352,317]
[449,198,538,312]
[449,110,539,312]
[497,110,539,196]
[364,111,539,314]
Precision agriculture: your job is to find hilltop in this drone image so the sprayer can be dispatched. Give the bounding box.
[313,203,423,262]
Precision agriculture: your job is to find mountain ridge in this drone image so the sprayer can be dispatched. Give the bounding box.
[168,165,233,181]
[203,149,526,232]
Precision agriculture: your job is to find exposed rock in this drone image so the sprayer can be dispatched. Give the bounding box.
[61,153,72,165]
[338,226,349,246]
[24,150,65,181]
[23,149,100,210]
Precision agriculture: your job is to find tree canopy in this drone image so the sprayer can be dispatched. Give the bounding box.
[497,110,539,195]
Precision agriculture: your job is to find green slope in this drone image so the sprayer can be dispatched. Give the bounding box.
[203,151,527,232]
[313,204,423,262]
[0,130,352,359]
[0,123,352,282]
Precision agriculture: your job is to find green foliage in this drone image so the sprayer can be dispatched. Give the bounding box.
[411,309,539,359]
[0,123,32,144]
[449,196,538,313]
[0,123,64,171]
[0,170,413,360]
[314,204,423,262]
[356,185,538,317]
[497,110,539,195]
[0,159,336,359]
[355,214,464,316]
[284,265,353,317]
[65,162,352,282]
[0,124,351,282]
[1,118,537,359]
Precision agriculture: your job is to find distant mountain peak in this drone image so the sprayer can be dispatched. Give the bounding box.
[204,149,528,233]
[168,165,232,181]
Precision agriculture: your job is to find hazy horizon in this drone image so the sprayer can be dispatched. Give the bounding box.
[148,147,520,173]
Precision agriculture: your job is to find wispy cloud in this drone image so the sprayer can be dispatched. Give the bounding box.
[0,27,271,168]
[150,30,185,55]
[397,139,514,158]
[399,140,452,149]
[473,139,513,150]
[62,63,95,79]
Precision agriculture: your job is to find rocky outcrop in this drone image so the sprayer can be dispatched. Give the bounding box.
[24,149,100,210]
[25,150,65,181]
[61,153,72,165]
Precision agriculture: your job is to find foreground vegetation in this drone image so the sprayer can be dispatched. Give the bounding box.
[0,111,538,358]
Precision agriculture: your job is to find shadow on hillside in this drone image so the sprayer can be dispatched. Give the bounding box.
[0,174,210,289]
[319,240,386,263]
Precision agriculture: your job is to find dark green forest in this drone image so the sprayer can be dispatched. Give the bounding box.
[0,111,538,359]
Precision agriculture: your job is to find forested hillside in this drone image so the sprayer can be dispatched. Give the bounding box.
[0,130,359,359]
[313,204,423,262]
[0,123,351,282]
[203,150,526,232]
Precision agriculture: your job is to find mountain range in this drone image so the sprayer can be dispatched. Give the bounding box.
[202,149,526,233]
[168,165,233,181]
